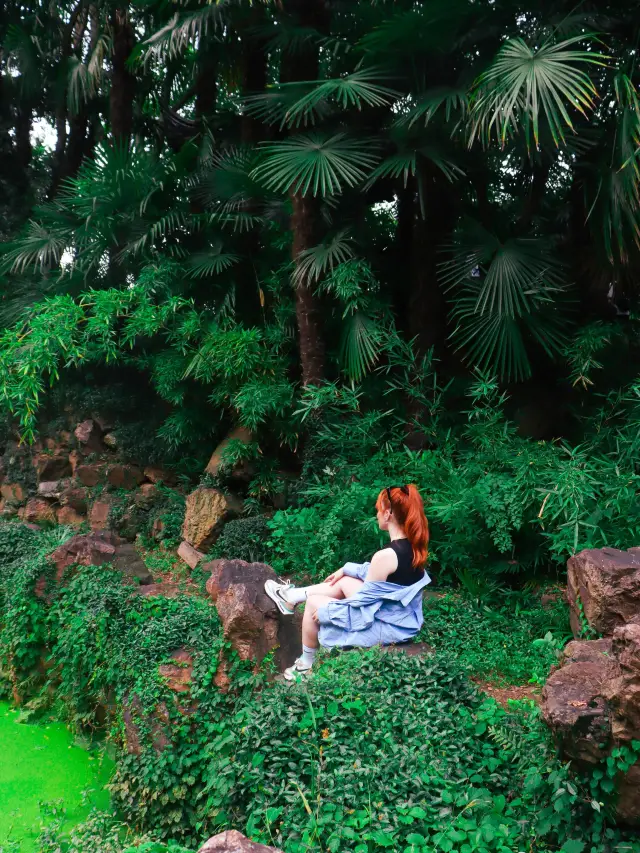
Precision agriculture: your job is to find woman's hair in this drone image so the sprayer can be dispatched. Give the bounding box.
[376,484,429,569]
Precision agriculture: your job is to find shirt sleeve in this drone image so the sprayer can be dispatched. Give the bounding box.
[341,561,370,581]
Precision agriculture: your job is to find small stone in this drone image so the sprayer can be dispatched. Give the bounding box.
[107,464,145,490]
[177,540,205,570]
[143,466,174,485]
[103,433,117,449]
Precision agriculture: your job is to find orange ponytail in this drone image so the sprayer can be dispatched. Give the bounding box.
[376,484,429,569]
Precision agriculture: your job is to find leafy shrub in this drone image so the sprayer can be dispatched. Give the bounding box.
[419,591,571,685]
[212,515,274,564]
[206,649,620,853]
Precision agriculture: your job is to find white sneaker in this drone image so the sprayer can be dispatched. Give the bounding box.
[283,657,313,681]
[264,579,295,615]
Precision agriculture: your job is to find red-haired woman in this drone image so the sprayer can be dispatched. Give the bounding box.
[265,484,431,681]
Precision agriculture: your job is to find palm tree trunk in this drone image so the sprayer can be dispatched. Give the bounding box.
[110,7,135,145]
[283,0,330,386]
[291,192,325,385]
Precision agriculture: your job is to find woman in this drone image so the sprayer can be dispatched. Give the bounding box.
[265,484,431,681]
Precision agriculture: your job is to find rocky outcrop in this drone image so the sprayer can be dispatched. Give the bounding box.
[567,547,640,637]
[205,426,254,479]
[183,488,242,551]
[198,831,282,853]
[205,559,301,671]
[543,549,640,825]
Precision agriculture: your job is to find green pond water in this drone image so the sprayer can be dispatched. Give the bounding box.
[0,701,114,852]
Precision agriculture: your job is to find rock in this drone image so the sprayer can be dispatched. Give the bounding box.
[183,488,242,551]
[0,483,25,503]
[138,582,184,598]
[38,479,70,499]
[56,506,85,527]
[74,419,104,453]
[107,464,145,490]
[151,517,165,540]
[35,454,72,481]
[567,547,640,638]
[205,426,254,479]
[47,532,153,586]
[205,559,301,670]
[177,540,205,570]
[134,483,158,507]
[60,485,89,514]
[76,463,104,487]
[158,649,193,693]
[69,450,82,475]
[90,498,113,531]
[144,466,175,485]
[603,623,640,742]
[103,433,117,449]
[198,831,282,853]
[20,498,57,525]
[541,646,614,765]
[561,637,613,665]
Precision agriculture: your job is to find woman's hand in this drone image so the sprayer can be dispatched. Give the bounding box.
[324,568,345,585]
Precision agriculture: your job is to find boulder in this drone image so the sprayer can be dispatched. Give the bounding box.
[38,479,70,499]
[56,505,85,527]
[35,454,72,481]
[542,632,640,824]
[567,547,640,637]
[19,498,57,525]
[205,559,301,670]
[183,488,242,551]
[47,531,153,586]
[158,648,193,693]
[60,485,89,514]
[198,831,282,853]
[205,426,254,479]
[177,540,205,570]
[134,483,158,507]
[90,498,113,531]
[74,419,104,453]
[144,466,175,485]
[76,463,105,487]
[0,483,25,503]
[107,464,145,490]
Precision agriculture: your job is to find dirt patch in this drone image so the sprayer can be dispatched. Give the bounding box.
[472,679,541,708]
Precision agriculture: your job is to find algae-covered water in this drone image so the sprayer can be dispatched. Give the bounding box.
[0,701,114,852]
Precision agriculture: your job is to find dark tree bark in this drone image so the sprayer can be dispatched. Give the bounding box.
[110,7,135,145]
[195,39,218,120]
[240,6,269,144]
[282,0,330,386]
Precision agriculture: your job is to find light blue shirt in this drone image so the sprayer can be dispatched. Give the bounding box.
[316,561,431,649]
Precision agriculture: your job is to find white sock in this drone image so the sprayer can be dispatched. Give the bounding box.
[283,586,310,606]
[300,645,318,668]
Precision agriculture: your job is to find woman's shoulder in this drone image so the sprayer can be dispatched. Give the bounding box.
[370,547,398,569]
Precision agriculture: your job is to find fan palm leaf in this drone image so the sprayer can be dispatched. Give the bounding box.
[340,309,381,382]
[251,133,380,196]
[470,36,607,148]
[292,231,355,287]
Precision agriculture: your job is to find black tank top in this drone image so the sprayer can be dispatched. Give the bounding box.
[384,538,424,586]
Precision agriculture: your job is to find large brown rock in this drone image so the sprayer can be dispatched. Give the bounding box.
[76,463,105,487]
[19,498,57,525]
[60,484,89,514]
[542,632,640,824]
[198,831,282,853]
[74,419,104,454]
[48,532,153,586]
[56,505,85,527]
[35,454,72,481]
[107,464,145,490]
[205,426,254,479]
[567,547,640,637]
[90,497,113,531]
[182,488,242,551]
[1,483,25,503]
[205,559,301,670]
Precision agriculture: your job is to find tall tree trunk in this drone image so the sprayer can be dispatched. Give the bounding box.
[240,7,268,144]
[291,193,325,385]
[195,38,217,120]
[283,0,330,386]
[110,7,135,145]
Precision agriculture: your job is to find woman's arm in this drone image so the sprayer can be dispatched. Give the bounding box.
[365,548,398,582]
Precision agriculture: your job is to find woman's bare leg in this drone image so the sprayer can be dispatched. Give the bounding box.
[296,576,364,602]
[301,579,363,648]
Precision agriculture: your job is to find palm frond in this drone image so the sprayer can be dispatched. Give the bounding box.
[1,220,71,274]
[187,245,241,277]
[470,36,607,148]
[251,133,380,196]
[398,86,469,129]
[293,231,355,287]
[282,69,400,128]
[142,5,228,63]
[340,309,381,382]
